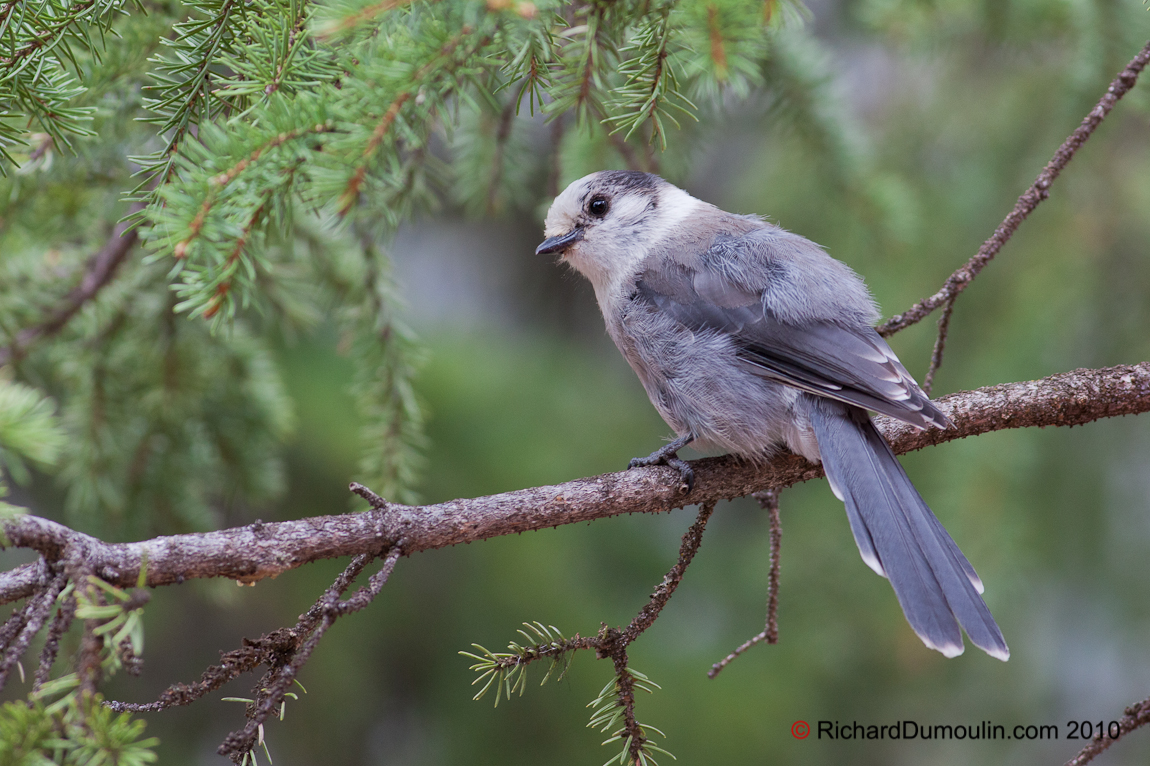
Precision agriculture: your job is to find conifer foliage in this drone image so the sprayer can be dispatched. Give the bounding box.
[1,0,811,759]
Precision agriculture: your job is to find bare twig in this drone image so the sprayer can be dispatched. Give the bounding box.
[584,505,715,764]
[878,38,1150,339]
[709,490,781,678]
[76,609,103,696]
[326,544,401,617]
[621,503,714,643]
[33,588,76,691]
[0,562,46,607]
[921,297,956,396]
[218,546,401,761]
[0,598,37,664]
[604,644,644,762]
[107,552,379,715]
[106,627,306,714]
[109,547,405,761]
[1064,696,1150,766]
[0,570,67,689]
[350,481,390,509]
[464,503,716,761]
[762,491,781,644]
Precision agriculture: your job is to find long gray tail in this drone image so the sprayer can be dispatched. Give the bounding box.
[806,396,1009,660]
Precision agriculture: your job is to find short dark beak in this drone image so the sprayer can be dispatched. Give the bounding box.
[535,228,583,255]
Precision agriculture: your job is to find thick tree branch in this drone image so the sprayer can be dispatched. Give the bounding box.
[878,38,1150,339]
[1,362,1147,599]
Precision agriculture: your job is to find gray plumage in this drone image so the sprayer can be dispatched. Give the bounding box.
[536,170,1008,661]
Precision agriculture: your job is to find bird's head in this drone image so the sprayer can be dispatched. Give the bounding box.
[536,170,698,292]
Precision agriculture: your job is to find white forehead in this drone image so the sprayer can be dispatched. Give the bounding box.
[550,174,592,215]
[545,172,615,223]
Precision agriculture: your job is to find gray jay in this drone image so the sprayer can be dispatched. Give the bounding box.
[536,170,1008,661]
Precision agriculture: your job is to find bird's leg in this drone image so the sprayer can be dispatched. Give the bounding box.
[629,432,696,493]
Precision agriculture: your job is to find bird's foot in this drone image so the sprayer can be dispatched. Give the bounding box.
[629,434,695,493]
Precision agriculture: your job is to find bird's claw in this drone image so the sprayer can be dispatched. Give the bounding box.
[629,444,695,494]
[666,456,695,493]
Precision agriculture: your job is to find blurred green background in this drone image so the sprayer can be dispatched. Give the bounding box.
[7,0,1150,763]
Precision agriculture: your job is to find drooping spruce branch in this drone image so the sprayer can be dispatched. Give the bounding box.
[0,0,133,161]
[604,1,694,149]
[1,0,832,543]
[139,0,816,323]
[132,0,253,185]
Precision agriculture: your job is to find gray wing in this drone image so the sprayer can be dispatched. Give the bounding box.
[634,263,950,431]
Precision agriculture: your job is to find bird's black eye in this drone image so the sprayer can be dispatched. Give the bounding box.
[587,196,609,218]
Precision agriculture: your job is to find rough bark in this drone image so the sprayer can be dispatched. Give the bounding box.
[3,361,1147,601]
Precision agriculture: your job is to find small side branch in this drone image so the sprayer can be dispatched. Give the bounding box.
[622,503,714,643]
[105,546,400,762]
[0,562,47,606]
[107,552,377,716]
[709,489,781,678]
[0,568,67,690]
[878,38,1150,339]
[590,504,715,764]
[106,627,311,715]
[921,297,956,397]
[217,546,401,761]
[763,491,781,644]
[33,586,76,691]
[338,27,481,214]
[1064,695,1150,766]
[0,202,146,366]
[466,505,716,763]
[173,124,333,261]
